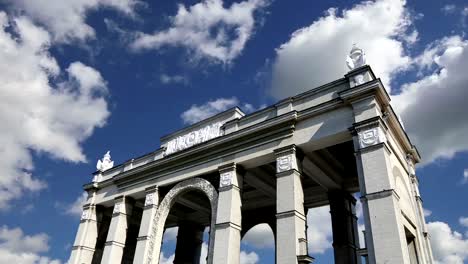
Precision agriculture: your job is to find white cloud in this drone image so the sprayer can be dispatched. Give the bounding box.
[242,223,274,248]
[428,221,468,264]
[180,97,256,125]
[162,227,178,242]
[131,0,269,64]
[459,217,468,228]
[307,206,333,254]
[424,208,433,217]
[0,226,61,264]
[159,251,175,264]
[269,0,468,165]
[0,12,110,209]
[441,4,456,15]
[270,0,413,99]
[240,250,259,264]
[392,36,468,164]
[64,192,88,217]
[463,169,468,184]
[5,0,142,43]
[160,74,189,85]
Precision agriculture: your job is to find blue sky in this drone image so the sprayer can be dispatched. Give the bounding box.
[0,0,467,263]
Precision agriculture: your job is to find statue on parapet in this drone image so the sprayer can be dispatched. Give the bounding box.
[97,151,114,172]
[346,44,367,70]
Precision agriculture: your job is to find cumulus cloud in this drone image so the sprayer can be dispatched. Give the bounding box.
[270,0,468,165]
[180,97,255,125]
[131,0,269,64]
[460,217,468,228]
[5,0,142,43]
[0,12,110,209]
[63,192,88,217]
[307,206,333,254]
[428,221,468,264]
[441,4,456,15]
[242,224,274,248]
[392,36,468,164]
[270,0,413,98]
[0,226,61,264]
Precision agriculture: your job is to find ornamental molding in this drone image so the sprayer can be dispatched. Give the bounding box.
[276,154,293,173]
[219,171,233,187]
[358,127,386,149]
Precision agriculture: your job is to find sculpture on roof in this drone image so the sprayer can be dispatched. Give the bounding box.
[96,151,114,172]
[346,44,367,70]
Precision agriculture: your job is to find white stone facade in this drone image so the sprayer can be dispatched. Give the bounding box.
[69,65,433,264]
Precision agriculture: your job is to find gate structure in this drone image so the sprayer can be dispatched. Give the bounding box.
[69,52,434,264]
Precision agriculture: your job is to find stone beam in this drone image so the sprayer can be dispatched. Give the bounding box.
[244,170,276,198]
[176,196,211,215]
[302,156,341,190]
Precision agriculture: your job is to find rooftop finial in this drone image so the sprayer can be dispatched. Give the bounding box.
[96,150,114,172]
[346,44,366,70]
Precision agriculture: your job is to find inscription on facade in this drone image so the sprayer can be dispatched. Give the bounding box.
[165,122,224,155]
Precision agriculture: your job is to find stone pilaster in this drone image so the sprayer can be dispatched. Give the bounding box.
[173,221,204,264]
[133,186,159,264]
[353,118,410,264]
[329,191,360,264]
[275,145,313,264]
[68,190,98,264]
[101,196,133,264]
[212,163,243,264]
[407,157,434,264]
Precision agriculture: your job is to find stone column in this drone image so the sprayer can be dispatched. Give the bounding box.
[68,189,98,264]
[212,163,243,264]
[353,118,410,264]
[101,196,134,264]
[173,222,205,264]
[133,186,159,264]
[328,191,360,264]
[275,145,313,264]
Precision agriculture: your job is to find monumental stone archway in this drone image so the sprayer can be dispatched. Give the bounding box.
[69,47,434,264]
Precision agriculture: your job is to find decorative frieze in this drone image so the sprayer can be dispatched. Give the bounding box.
[358,127,386,149]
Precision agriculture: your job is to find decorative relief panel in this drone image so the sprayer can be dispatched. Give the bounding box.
[112,202,122,214]
[80,209,90,220]
[219,171,233,187]
[358,127,386,149]
[145,193,156,206]
[276,154,293,173]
